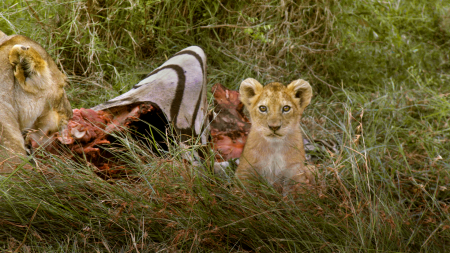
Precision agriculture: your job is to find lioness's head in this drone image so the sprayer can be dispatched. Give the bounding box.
[239,78,312,140]
[0,32,72,155]
[11,44,74,145]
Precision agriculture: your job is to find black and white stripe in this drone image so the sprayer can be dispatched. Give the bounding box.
[92,46,208,144]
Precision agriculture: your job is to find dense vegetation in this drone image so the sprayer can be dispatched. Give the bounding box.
[1,0,450,251]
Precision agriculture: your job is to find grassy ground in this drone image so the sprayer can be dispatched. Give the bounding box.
[1,0,450,252]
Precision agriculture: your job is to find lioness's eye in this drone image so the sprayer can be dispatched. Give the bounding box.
[259,106,267,112]
[282,105,291,112]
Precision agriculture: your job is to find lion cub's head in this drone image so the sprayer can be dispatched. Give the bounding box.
[239,78,312,140]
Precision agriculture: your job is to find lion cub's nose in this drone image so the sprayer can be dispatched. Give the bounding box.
[268,124,281,132]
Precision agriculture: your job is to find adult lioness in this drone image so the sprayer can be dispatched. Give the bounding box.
[0,31,72,172]
[235,78,315,194]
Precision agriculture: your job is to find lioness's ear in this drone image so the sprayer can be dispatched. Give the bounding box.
[287,79,312,110]
[9,44,50,94]
[239,78,263,107]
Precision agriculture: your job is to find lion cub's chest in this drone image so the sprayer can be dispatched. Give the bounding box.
[257,142,289,183]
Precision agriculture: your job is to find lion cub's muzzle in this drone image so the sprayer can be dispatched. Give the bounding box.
[267,118,282,135]
[268,124,281,132]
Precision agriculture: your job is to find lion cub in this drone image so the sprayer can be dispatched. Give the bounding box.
[235,78,314,193]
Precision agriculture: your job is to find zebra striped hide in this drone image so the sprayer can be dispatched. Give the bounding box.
[92,46,209,144]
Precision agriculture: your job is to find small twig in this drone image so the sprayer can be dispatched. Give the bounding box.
[349,41,384,46]
[200,24,255,29]
[218,1,239,13]
[422,223,442,248]
[216,209,283,230]
[304,61,339,91]
[14,202,41,253]
[189,233,198,253]
[290,50,338,92]
[24,0,49,33]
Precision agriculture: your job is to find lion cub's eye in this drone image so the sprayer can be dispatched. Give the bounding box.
[282,105,291,112]
[259,106,267,112]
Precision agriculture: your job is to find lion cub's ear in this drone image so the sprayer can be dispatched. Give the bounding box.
[239,78,264,107]
[287,79,312,111]
[9,44,51,94]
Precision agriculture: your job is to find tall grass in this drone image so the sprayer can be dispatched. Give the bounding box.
[1,75,449,251]
[0,0,450,251]
[1,0,337,107]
